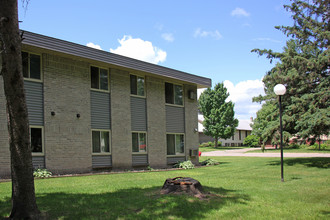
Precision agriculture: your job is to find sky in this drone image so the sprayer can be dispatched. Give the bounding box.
[18,0,294,122]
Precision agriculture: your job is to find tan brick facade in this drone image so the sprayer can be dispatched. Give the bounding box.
[0,47,201,176]
[43,53,92,174]
[146,76,167,168]
[110,68,132,169]
[184,84,199,164]
[0,77,10,177]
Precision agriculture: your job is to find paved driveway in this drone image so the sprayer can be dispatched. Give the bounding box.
[201,148,330,158]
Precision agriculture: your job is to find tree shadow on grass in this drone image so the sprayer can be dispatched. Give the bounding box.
[268,157,330,169]
[0,185,249,219]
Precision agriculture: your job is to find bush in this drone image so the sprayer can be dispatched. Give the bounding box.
[285,143,300,149]
[173,160,195,169]
[199,141,222,148]
[243,135,259,147]
[200,158,220,166]
[33,168,52,178]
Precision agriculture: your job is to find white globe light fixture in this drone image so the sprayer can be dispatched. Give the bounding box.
[274,84,286,96]
[274,83,286,182]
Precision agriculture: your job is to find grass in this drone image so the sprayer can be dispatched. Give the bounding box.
[248,147,330,153]
[1,157,329,219]
[199,146,248,152]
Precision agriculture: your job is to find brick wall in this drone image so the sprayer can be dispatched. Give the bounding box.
[184,84,199,164]
[43,53,92,174]
[0,76,10,178]
[146,76,167,168]
[110,68,132,169]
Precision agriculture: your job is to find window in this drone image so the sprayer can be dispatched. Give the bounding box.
[130,75,145,96]
[232,135,235,140]
[239,130,241,140]
[165,82,183,105]
[245,130,248,138]
[167,134,184,155]
[30,127,43,153]
[92,130,110,153]
[22,52,41,80]
[132,132,147,153]
[91,66,109,90]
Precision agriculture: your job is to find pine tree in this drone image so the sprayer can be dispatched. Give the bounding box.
[251,0,329,145]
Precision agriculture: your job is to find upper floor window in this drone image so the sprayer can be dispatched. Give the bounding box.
[167,134,184,155]
[132,132,147,153]
[130,75,145,96]
[22,52,41,80]
[165,82,183,105]
[91,66,109,91]
[92,130,110,153]
[30,126,43,154]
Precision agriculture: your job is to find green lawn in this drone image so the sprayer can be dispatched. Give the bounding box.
[1,157,329,219]
[199,146,248,152]
[248,148,330,153]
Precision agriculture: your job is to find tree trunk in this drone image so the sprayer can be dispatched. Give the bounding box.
[214,136,218,148]
[0,0,40,219]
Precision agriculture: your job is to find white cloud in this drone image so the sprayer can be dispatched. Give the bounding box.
[110,35,167,64]
[197,88,206,99]
[194,28,222,40]
[161,33,174,42]
[86,42,102,50]
[231,8,250,17]
[223,79,265,120]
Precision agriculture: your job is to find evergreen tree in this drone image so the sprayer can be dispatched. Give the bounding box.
[199,82,239,148]
[251,0,329,145]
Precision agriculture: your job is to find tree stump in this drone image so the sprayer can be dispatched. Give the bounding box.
[160,177,204,198]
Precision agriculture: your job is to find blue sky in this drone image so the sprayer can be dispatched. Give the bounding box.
[18,0,293,121]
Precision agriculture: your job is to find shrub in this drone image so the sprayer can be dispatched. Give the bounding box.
[173,160,195,169]
[33,168,52,178]
[286,143,300,149]
[243,135,259,147]
[200,158,219,166]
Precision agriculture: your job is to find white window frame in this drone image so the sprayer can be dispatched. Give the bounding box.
[22,51,42,82]
[132,132,147,154]
[91,129,111,155]
[165,82,184,107]
[166,133,185,156]
[90,65,110,92]
[30,126,44,156]
[130,74,146,98]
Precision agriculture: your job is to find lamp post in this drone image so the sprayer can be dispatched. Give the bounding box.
[274,84,286,182]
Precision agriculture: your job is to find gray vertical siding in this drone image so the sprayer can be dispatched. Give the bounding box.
[91,91,111,129]
[166,105,185,133]
[131,97,147,131]
[24,81,44,125]
[32,156,45,169]
[132,154,148,166]
[92,155,112,168]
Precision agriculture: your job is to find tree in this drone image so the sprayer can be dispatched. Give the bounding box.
[251,0,329,146]
[0,0,40,219]
[243,135,260,148]
[199,82,239,148]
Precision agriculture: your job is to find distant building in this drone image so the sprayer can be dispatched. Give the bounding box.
[198,114,252,146]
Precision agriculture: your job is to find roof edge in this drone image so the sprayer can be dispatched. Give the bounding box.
[21,30,212,88]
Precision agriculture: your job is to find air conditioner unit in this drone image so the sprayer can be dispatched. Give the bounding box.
[188,90,196,100]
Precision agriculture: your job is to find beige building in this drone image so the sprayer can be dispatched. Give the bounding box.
[198,114,252,146]
[0,31,211,177]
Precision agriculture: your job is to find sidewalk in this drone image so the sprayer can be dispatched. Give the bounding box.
[201,148,330,158]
